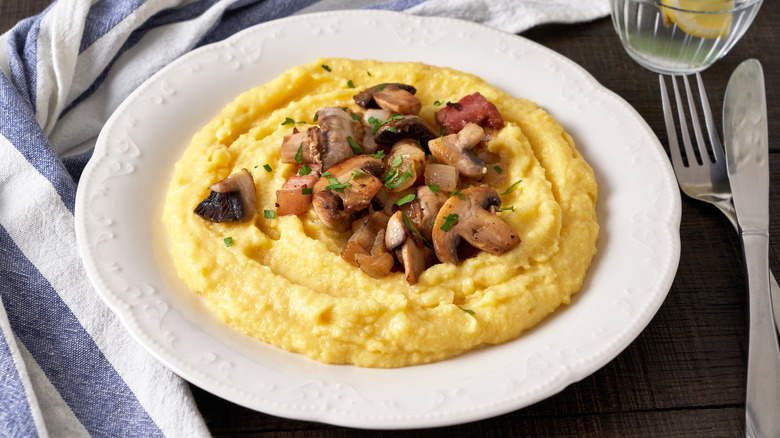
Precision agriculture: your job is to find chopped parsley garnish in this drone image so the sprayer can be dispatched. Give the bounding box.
[321,64,331,72]
[439,126,445,138]
[458,306,475,315]
[382,168,399,183]
[341,106,348,112]
[263,164,272,173]
[347,80,355,88]
[349,112,361,121]
[223,237,234,247]
[500,206,515,212]
[396,193,416,206]
[350,170,369,179]
[301,187,313,195]
[367,116,381,133]
[385,168,412,189]
[493,165,503,174]
[366,71,372,76]
[440,213,459,231]
[325,178,351,192]
[264,210,276,219]
[433,100,444,106]
[298,163,312,176]
[347,136,362,154]
[500,179,523,195]
[387,126,398,133]
[281,117,304,125]
[294,143,303,165]
[392,155,403,168]
[454,184,475,199]
[313,113,319,122]
[428,184,440,193]
[321,171,331,178]
[367,150,386,159]
[375,83,388,91]
[367,114,404,135]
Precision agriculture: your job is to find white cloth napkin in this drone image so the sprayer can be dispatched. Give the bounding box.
[0,0,608,436]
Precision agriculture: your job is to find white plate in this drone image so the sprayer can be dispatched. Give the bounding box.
[75,10,681,429]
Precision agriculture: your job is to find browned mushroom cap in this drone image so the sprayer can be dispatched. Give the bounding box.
[312,155,384,230]
[342,210,395,278]
[194,169,256,223]
[353,83,417,109]
[428,122,487,180]
[316,107,364,169]
[280,126,322,164]
[372,86,422,115]
[432,185,519,264]
[374,115,437,147]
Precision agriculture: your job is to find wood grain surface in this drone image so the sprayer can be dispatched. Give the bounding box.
[2,1,778,436]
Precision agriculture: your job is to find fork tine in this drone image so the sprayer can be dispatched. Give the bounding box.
[695,72,726,164]
[659,75,685,171]
[671,75,702,168]
[682,75,712,166]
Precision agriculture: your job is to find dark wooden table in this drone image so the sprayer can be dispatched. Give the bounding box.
[3,1,778,436]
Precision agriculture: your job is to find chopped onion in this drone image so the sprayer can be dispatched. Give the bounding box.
[424,163,459,193]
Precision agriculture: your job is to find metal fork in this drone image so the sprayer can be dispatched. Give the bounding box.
[659,73,780,332]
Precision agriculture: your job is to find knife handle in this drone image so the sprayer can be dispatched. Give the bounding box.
[742,233,780,438]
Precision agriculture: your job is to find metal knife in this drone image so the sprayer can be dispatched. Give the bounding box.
[723,58,780,438]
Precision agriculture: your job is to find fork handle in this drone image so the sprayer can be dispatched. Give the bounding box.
[742,233,780,438]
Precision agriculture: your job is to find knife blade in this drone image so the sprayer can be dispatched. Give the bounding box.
[723,58,780,438]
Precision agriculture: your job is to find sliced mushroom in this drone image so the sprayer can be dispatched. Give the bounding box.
[316,107,364,169]
[383,138,426,192]
[194,169,256,223]
[432,186,519,264]
[353,83,417,109]
[373,86,422,115]
[412,185,447,241]
[361,128,380,155]
[312,155,384,230]
[341,210,395,279]
[384,210,407,250]
[280,126,322,164]
[385,210,427,285]
[398,239,426,285]
[370,186,417,215]
[374,115,437,147]
[428,122,487,180]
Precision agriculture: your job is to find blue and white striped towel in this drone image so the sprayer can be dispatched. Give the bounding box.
[0,0,608,436]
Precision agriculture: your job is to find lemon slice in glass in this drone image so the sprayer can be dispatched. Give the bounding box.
[662,0,734,38]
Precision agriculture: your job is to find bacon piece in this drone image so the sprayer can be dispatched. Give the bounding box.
[275,170,320,216]
[434,92,504,133]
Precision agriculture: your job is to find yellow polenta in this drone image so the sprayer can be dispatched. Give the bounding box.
[162,58,598,368]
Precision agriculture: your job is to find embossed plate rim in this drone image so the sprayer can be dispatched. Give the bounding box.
[74,10,681,429]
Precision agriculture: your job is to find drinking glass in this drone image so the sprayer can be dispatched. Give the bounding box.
[610,0,763,74]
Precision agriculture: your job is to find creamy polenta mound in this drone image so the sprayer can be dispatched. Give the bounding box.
[163,58,598,368]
